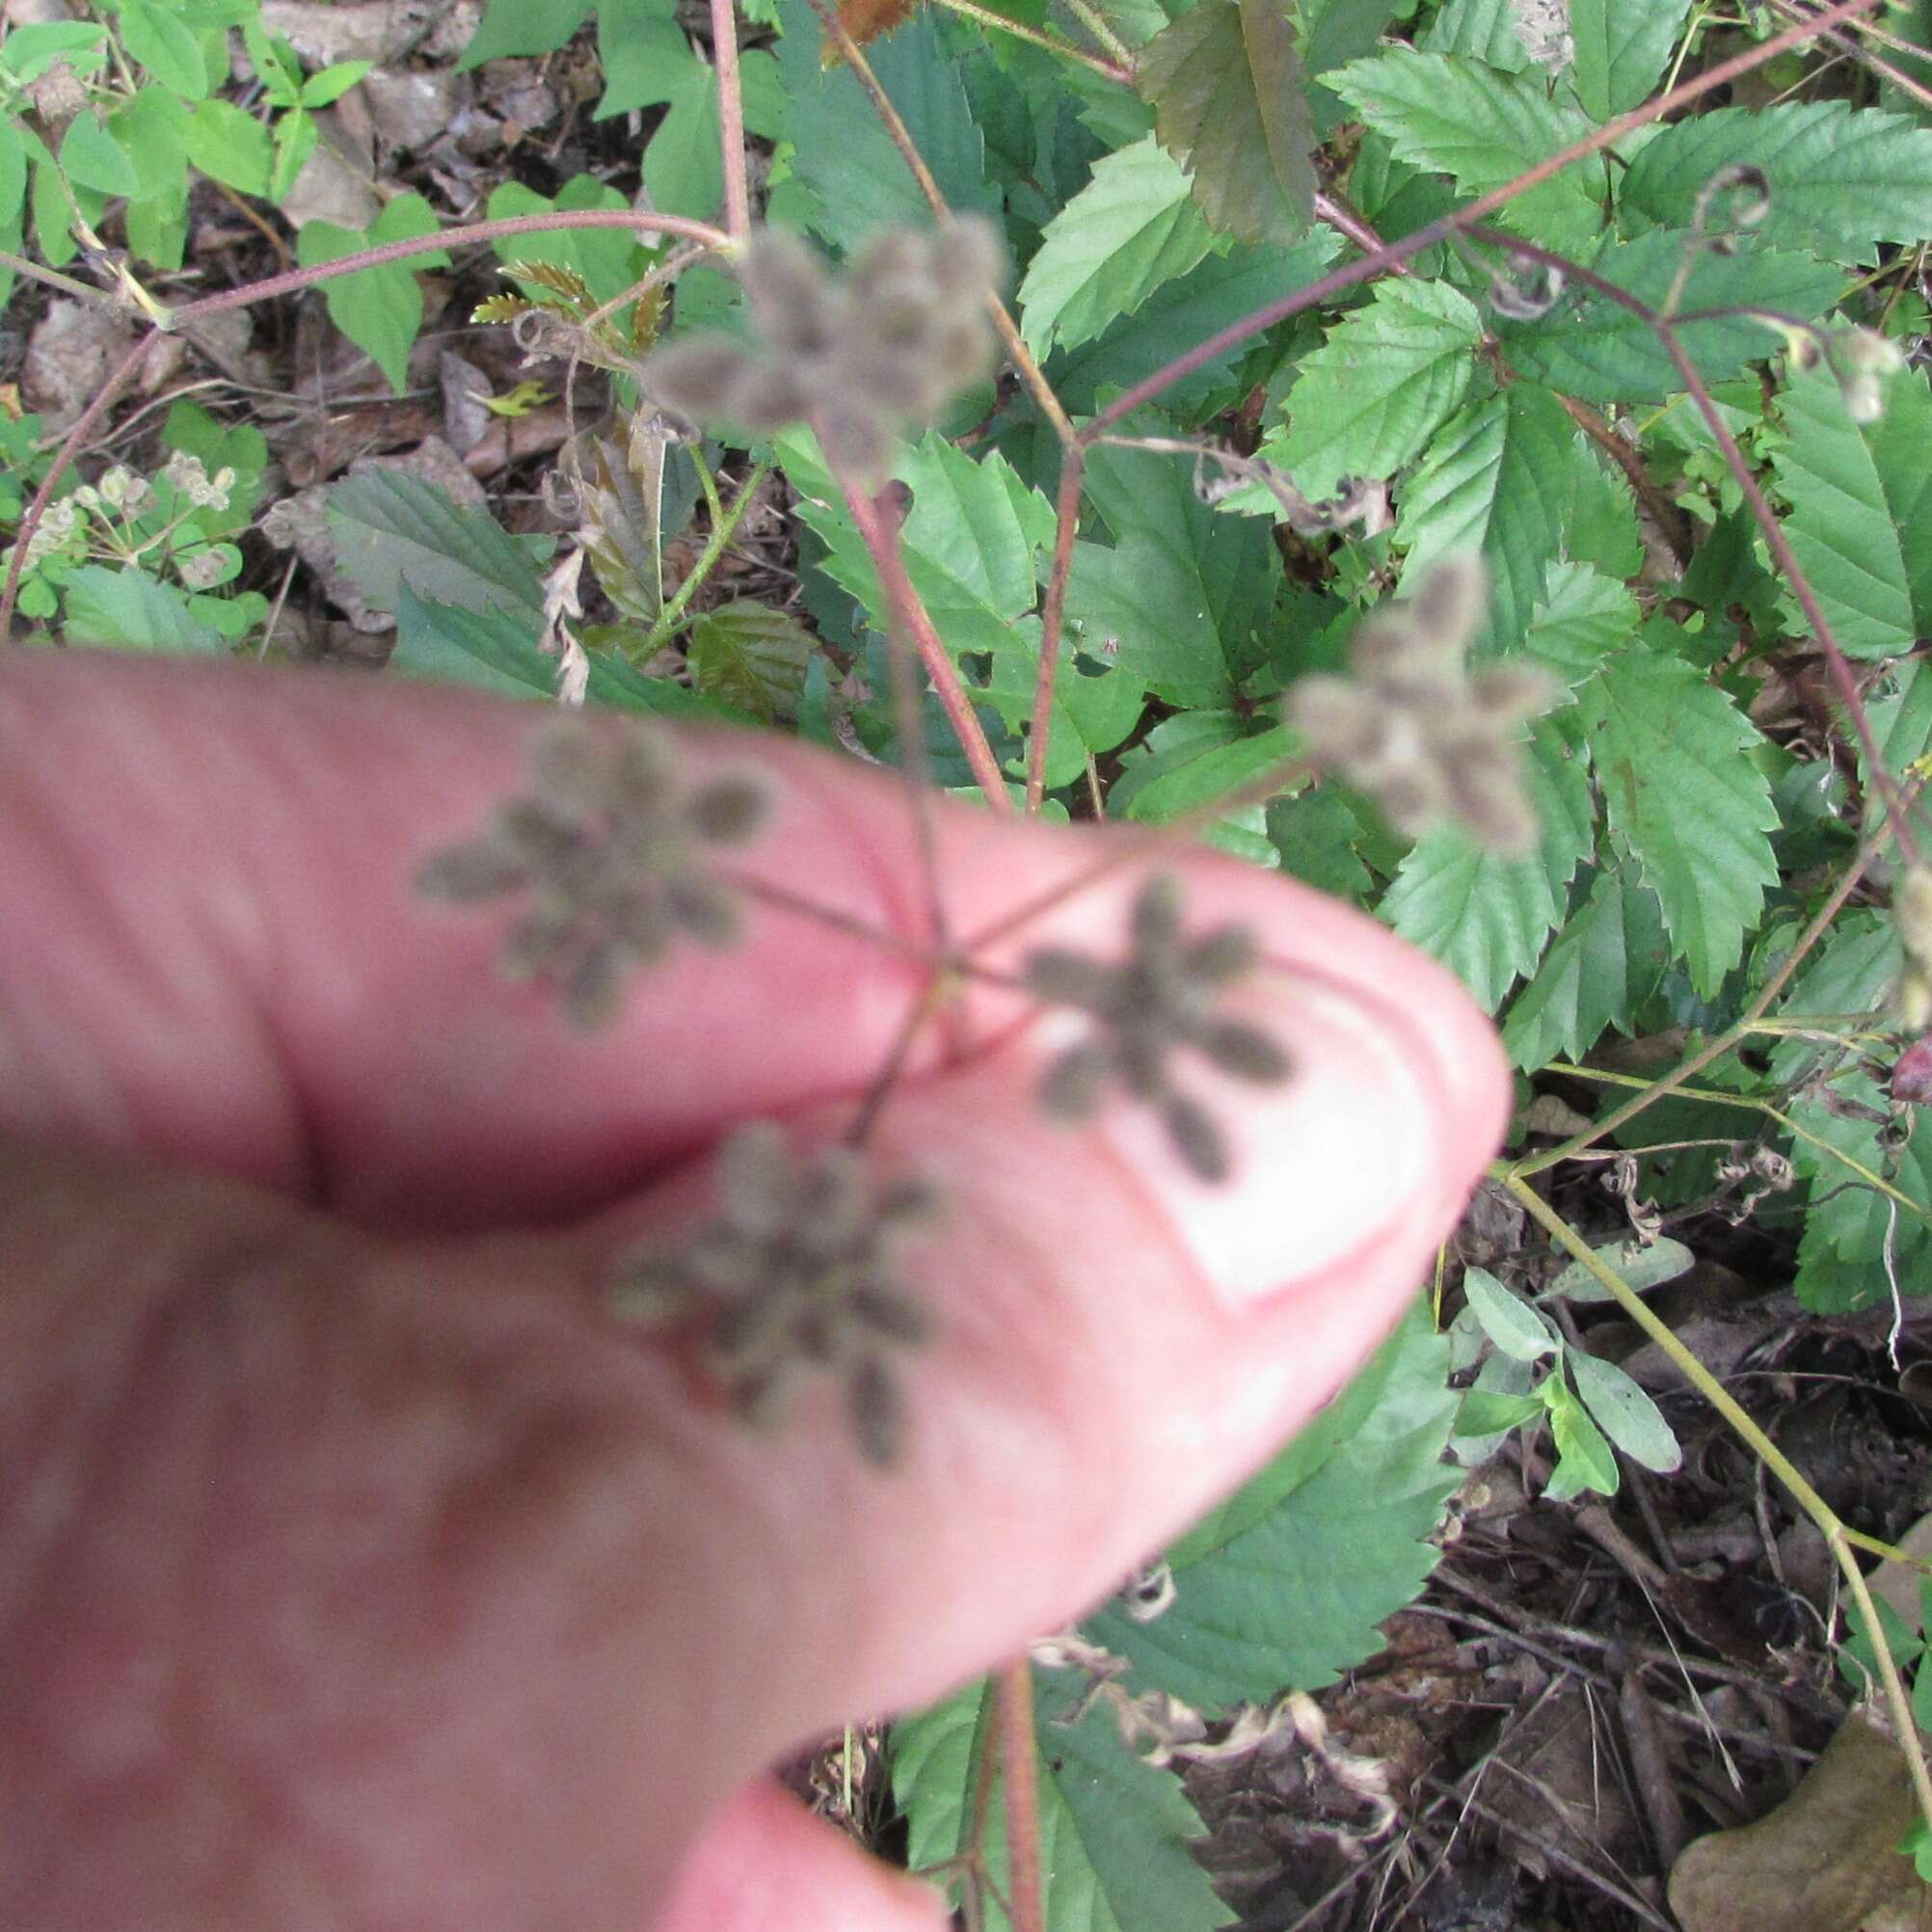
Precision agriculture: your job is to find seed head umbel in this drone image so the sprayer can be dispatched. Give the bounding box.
[606,1124,939,1467]
[641,220,1005,489]
[415,718,769,1030]
[1287,556,1553,857]
[1022,874,1291,1184]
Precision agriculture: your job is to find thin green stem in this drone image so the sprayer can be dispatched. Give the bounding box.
[0,248,118,307]
[644,454,772,652]
[1026,447,1085,814]
[1502,1174,1932,1840]
[926,0,1130,79]
[1058,0,1137,67]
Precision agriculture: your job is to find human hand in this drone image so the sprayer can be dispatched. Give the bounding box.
[0,655,1506,1931]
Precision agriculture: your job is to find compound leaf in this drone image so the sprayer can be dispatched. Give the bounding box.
[1396,384,1575,649]
[1261,276,1484,500]
[1495,228,1842,403]
[1137,0,1317,246]
[1569,0,1690,121]
[1501,867,1660,1068]
[1326,48,1601,249]
[1381,716,1595,1010]
[1771,357,1932,661]
[1619,100,1932,260]
[1018,137,1216,359]
[1578,640,1778,997]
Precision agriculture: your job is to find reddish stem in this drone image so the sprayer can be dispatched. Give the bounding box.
[996,1660,1046,1932]
[837,472,1014,813]
[709,0,752,242]
[1084,0,1885,439]
[1463,223,1922,869]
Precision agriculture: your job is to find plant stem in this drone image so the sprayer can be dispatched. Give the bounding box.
[1502,1173,1932,1841]
[995,1660,1046,1932]
[1082,0,1885,438]
[645,453,773,652]
[709,0,752,241]
[1058,0,1137,67]
[0,248,121,307]
[926,0,1131,80]
[802,0,1078,451]
[1026,447,1086,813]
[1462,220,1922,870]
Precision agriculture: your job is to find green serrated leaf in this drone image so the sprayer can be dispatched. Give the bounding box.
[1381,714,1595,1009]
[1771,358,1932,661]
[1065,436,1278,709]
[325,470,545,619]
[1501,869,1661,1068]
[1048,228,1342,418]
[1420,0,1532,67]
[1326,48,1601,249]
[1521,560,1639,693]
[783,429,1122,788]
[63,565,226,653]
[1259,277,1484,501]
[487,175,644,309]
[1136,0,1316,246]
[1018,137,1216,359]
[1619,100,1932,260]
[391,585,732,716]
[296,194,449,395]
[1079,1305,1460,1705]
[895,1674,1233,1932]
[1495,228,1844,404]
[1578,640,1779,998]
[1569,0,1690,121]
[1462,1265,1558,1361]
[1395,385,1575,649]
[688,600,816,721]
[1568,1350,1682,1472]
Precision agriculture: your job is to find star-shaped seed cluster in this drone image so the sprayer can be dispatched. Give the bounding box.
[607,1125,938,1467]
[416,719,768,1030]
[640,221,1004,489]
[1021,875,1291,1184]
[1286,556,1553,857]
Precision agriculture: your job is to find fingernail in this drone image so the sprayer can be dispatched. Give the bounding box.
[1081,969,1450,1313]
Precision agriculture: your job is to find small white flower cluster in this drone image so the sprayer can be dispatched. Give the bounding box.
[71,465,151,519]
[160,450,236,514]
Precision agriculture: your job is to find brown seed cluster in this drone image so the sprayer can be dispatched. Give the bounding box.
[641,220,1005,488]
[1022,874,1291,1184]
[1287,557,1552,857]
[606,1124,939,1467]
[416,718,768,1030]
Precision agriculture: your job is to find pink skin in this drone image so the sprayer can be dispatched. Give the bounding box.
[0,657,1509,1931]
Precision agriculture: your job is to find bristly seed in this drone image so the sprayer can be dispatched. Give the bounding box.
[1022,874,1292,1184]
[415,717,770,1030]
[605,1123,940,1468]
